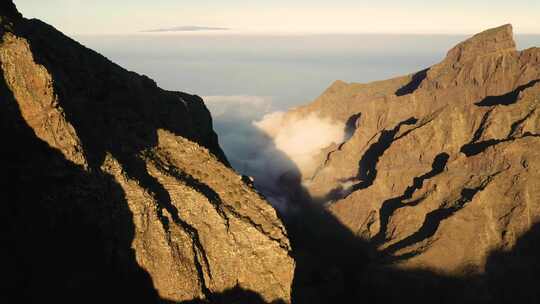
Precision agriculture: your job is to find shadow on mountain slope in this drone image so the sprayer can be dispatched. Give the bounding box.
[281,166,540,304]
[14,18,228,170]
[231,116,539,303]
[0,65,158,303]
[395,68,429,96]
[475,79,540,107]
[338,117,418,193]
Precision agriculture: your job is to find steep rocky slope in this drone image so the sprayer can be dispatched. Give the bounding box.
[0,2,293,303]
[283,24,540,277]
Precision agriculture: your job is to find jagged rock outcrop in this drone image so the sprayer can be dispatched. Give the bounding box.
[0,2,293,303]
[284,24,540,275]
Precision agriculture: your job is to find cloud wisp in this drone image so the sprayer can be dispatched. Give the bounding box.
[141,26,230,32]
[203,95,344,212]
[254,112,344,179]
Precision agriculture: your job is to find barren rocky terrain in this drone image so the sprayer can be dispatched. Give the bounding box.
[280,23,540,304]
[2,0,540,303]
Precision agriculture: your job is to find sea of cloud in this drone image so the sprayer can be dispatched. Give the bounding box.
[204,95,344,212]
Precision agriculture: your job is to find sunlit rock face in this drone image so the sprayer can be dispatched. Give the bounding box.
[0,1,294,303]
[278,24,540,274]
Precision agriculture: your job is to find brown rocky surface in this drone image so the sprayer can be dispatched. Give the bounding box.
[0,2,293,303]
[279,24,540,303]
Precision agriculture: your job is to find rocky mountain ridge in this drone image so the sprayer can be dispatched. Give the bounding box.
[0,2,293,303]
[283,24,540,275]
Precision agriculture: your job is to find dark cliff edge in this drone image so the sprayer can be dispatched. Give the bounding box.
[1,1,293,303]
[7,10,229,168]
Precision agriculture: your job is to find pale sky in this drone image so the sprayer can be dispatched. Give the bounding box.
[14,0,540,35]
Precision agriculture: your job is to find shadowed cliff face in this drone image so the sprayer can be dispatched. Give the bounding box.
[1,2,293,303]
[0,69,158,303]
[0,1,20,19]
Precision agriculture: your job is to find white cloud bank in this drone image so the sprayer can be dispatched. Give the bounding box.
[203,95,344,212]
[254,111,344,177]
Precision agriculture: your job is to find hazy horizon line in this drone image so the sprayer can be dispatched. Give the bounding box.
[72,29,540,37]
[141,25,231,33]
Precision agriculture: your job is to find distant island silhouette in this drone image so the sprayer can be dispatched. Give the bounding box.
[141,25,230,32]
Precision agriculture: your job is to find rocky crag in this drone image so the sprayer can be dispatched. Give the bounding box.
[0,2,293,303]
[281,24,540,302]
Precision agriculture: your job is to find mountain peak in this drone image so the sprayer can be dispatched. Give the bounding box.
[445,24,516,63]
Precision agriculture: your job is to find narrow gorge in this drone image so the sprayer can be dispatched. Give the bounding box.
[2,1,540,303]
